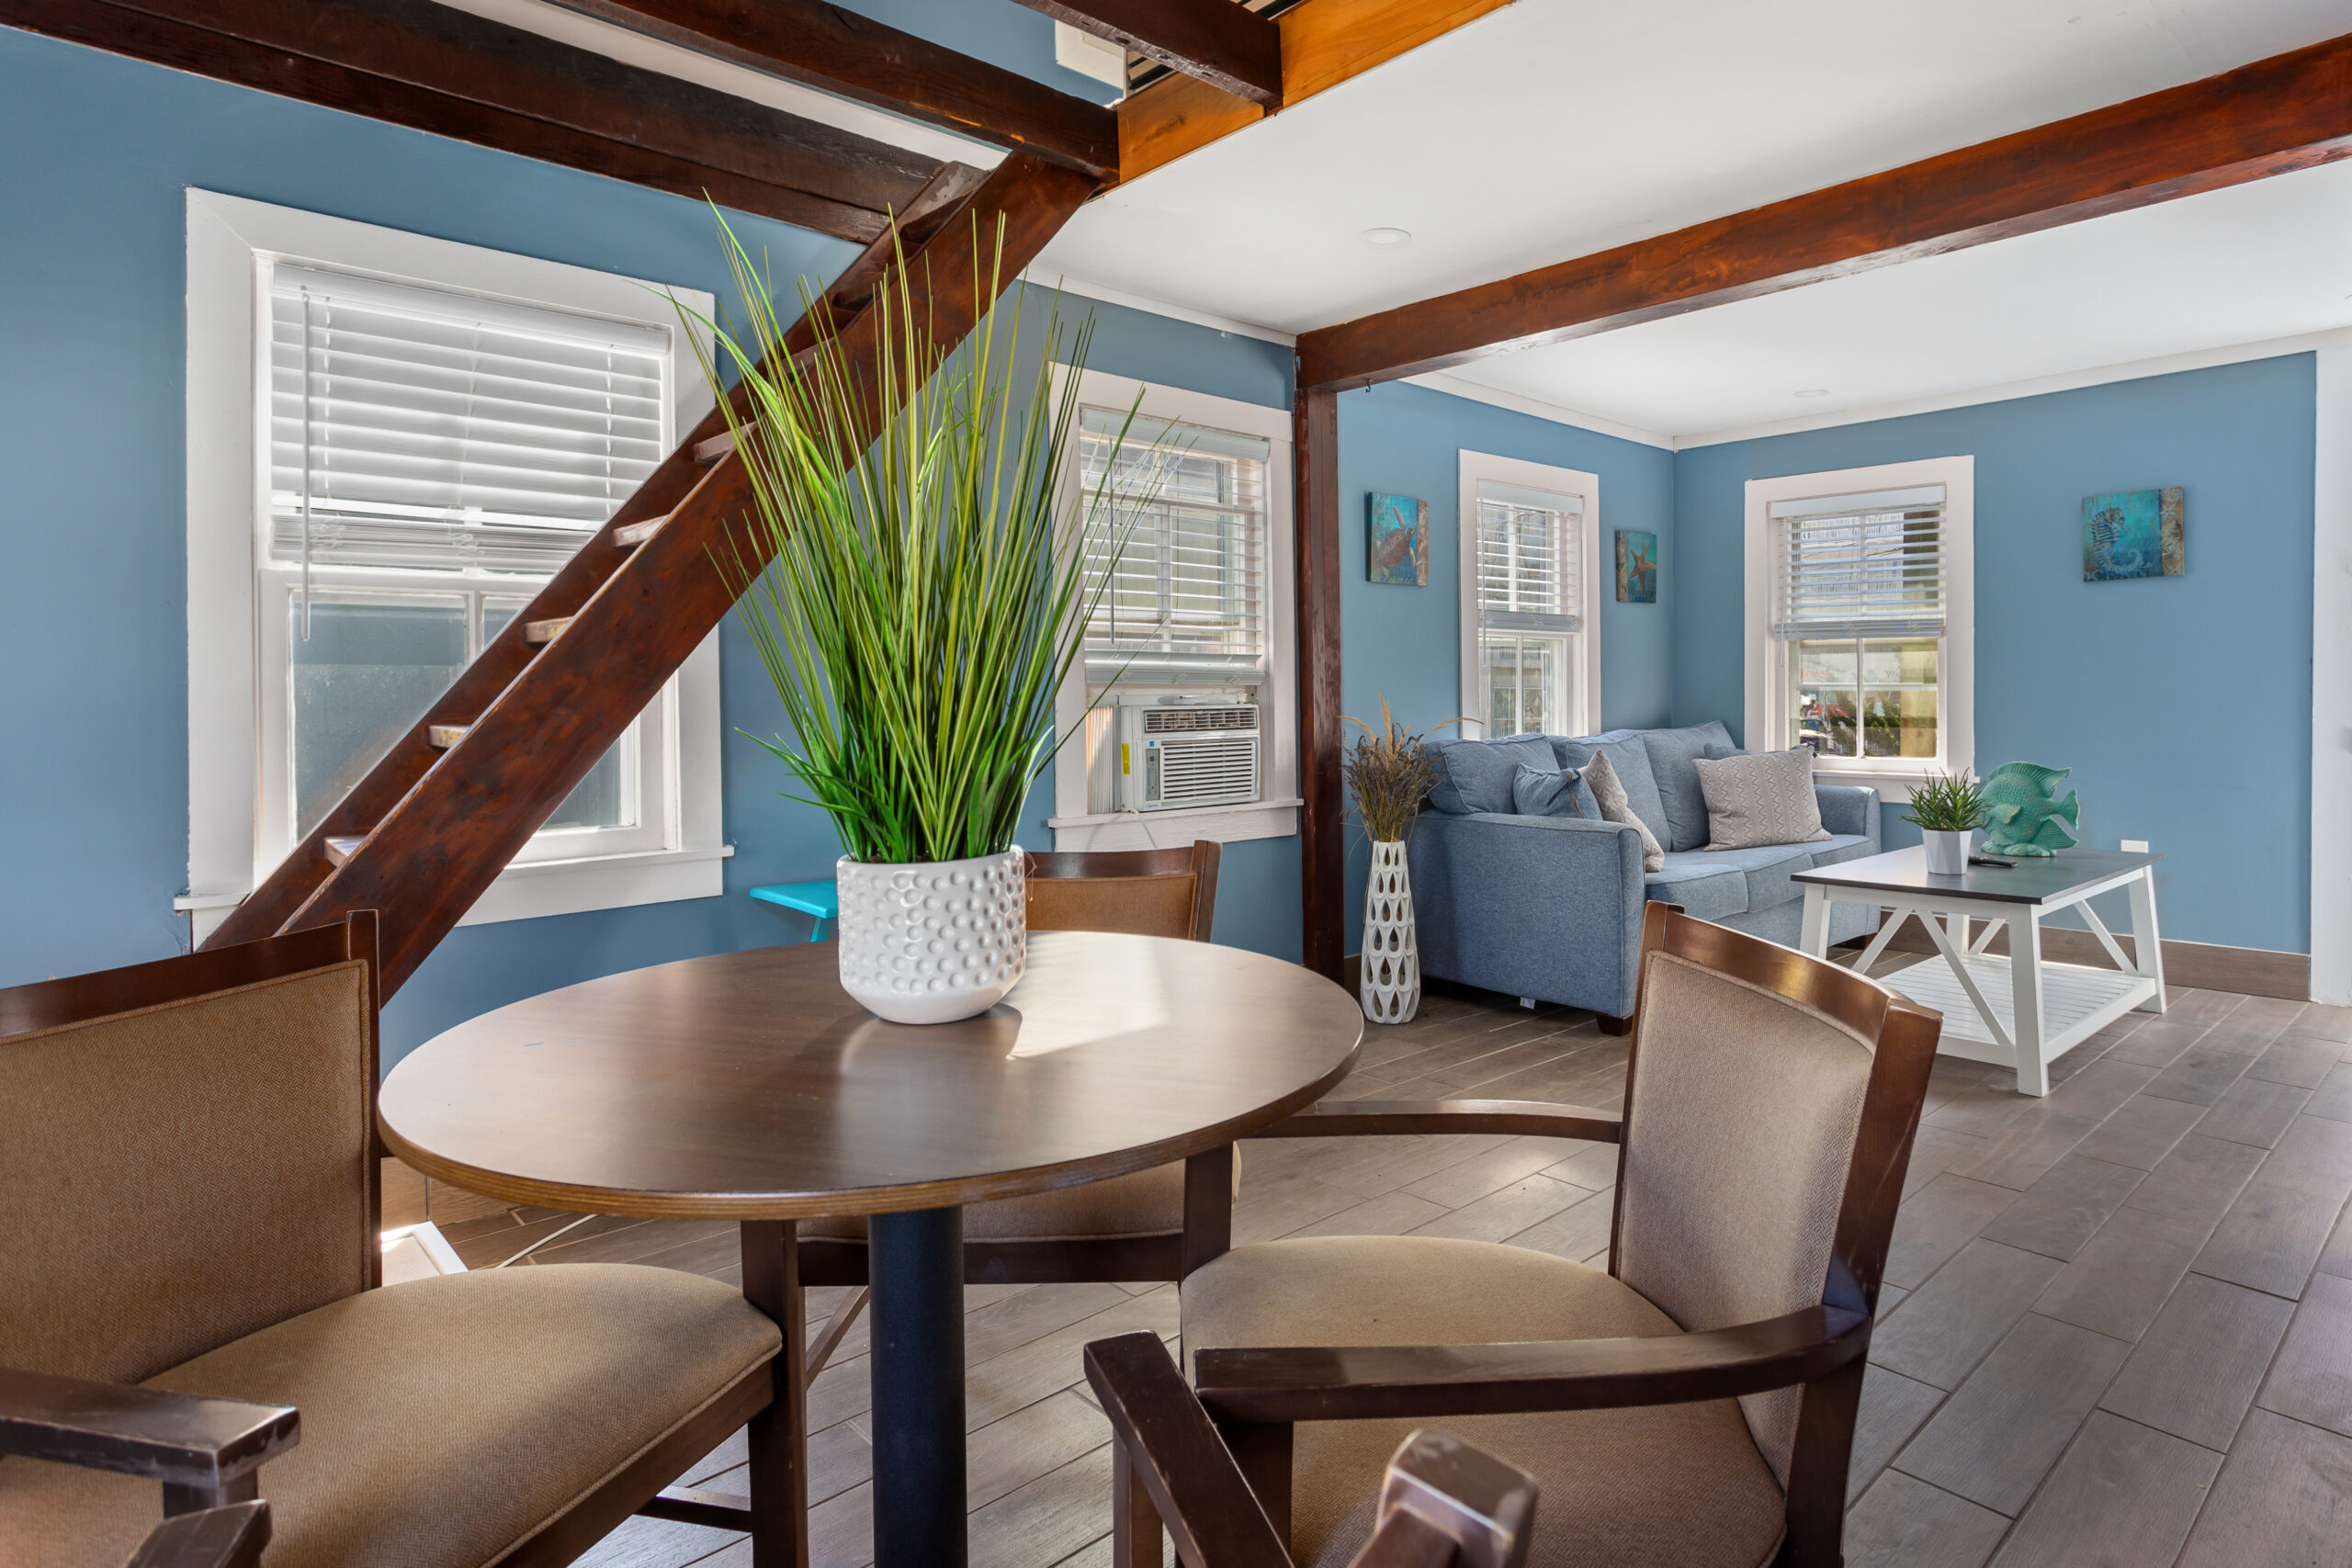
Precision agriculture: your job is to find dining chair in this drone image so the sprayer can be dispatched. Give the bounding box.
[796,841,1229,1371]
[1159,902,1942,1568]
[1085,1330,1537,1568]
[121,1503,271,1568]
[0,914,796,1568]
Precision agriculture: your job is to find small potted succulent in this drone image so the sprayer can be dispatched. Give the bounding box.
[1905,770,1985,876]
[1343,699,1443,1024]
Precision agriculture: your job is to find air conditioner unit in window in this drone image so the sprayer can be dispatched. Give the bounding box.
[1114,700,1261,812]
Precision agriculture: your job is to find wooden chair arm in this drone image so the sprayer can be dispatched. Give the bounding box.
[0,1366,298,1496]
[124,1502,271,1568]
[1250,1100,1623,1142]
[1193,1304,1869,1425]
[1083,1332,1293,1568]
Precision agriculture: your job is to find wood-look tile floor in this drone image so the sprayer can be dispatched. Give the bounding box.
[409,972,2352,1568]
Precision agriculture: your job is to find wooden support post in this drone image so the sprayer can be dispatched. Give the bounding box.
[1295,385,1343,981]
[739,1221,809,1568]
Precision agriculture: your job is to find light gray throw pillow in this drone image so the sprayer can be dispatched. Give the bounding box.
[1694,749,1832,850]
[1585,750,1665,872]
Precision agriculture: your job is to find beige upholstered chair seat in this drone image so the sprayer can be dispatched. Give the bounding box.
[1183,1235,1786,1568]
[0,1265,781,1568]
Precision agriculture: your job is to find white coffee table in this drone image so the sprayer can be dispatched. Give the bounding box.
[1792,846,2165,1095]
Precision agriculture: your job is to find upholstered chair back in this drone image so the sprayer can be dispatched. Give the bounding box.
[0,959,376,1384]
[1612,947,1877,1486]
[1025,840,1221,942]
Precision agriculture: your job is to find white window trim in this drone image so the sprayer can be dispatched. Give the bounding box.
[1046,368,1298,852]
[181,189,729,940]
[1743,456,1975,802]
[1456,451,1603,740]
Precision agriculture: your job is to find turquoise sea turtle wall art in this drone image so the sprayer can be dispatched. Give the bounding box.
[1981,761,2080,858]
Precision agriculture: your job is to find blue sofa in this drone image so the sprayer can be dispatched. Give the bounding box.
[1408,721,1882,1020]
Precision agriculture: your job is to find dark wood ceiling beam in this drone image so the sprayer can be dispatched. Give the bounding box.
[1,0,940,242]
[563,0,1120,180]
[1014,0,1282,106]
[1298,30,2352,389]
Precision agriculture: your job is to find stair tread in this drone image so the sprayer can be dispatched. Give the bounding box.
[522,617,572,644]
[324,835,363,867]
[426,725,469,749]
[692,426,742,465]
[613,513,669,547]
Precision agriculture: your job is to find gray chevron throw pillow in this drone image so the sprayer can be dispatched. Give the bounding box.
[1694,748,1832,850]
[1585,750,1665,872]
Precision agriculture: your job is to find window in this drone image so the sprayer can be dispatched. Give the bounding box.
[1744,457,1974,795]
[1457,454,1601,739]
[183,191,727,939]
[1076,407,1270,687]
[1049,371,1298,851]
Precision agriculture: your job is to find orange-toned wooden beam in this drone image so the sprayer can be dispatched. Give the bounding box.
[1118,0,1518,180]
[1299,29,2352,389]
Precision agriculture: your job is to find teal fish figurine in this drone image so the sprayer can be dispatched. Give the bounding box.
[1980,761,2079,858]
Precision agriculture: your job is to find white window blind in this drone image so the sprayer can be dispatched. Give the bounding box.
[1476,482,1582,636]
[1078,406,1269,685]
[1770,485,1946,639]
[267,264,670,575]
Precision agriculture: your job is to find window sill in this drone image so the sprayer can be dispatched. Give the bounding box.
[1046,798,1300,852]
[1812,766,1948,804]
[178,844,734,942]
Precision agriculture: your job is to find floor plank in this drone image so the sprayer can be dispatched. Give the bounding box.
[1849,1362,1948,1498]
[1985,1411,2222,1568]
[1842,1471,2011,1568]
[2253,1269,2352,1439]
[2120,1134,2267,1228]
[1871,1240,2065,1391]
[1976,1155,2144,1263]
[2031,1203,2215,1342]
[2098,1274,2297,1450]
[1885,1174,2019,1289]
[2176,1410,2352,1568]
[1893,1313,2131,1515]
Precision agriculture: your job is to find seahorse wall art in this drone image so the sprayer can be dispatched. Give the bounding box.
[1981,761,2080,858]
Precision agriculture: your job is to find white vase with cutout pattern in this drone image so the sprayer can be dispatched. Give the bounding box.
[1360,840,1420,1024]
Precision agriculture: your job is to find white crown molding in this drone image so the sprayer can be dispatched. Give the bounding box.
[1403,371,1677,450]
[434,0,1005,171]
[1676,327,2352,449]
[1018,269,1299,346]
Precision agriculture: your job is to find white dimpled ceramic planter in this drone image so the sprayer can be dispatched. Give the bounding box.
[835,848,1027,1024]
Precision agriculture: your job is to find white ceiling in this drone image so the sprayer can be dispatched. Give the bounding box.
[1030,0,2352,435]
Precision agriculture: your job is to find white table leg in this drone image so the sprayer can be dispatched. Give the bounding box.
[1800,886,1832,957]
[2012,912,2049,1096]
[2129,868,2167,1014]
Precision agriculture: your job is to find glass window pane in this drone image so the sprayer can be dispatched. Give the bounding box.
[1520,637,1559,735]
[1485,637,1522,735]
[290,594,466,839]
[483,601,635,830]
[1861,638,1939,759]
[1790,638,1860,756]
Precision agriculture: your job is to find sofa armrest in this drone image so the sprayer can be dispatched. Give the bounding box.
[1407,812,1647,1016]
[1815,784,1880,841]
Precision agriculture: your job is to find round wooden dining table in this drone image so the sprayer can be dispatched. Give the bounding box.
[378,930,1363,1568]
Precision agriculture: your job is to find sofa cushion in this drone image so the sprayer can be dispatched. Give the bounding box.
[1555,734,1671,850]
[1807,833,1878,873]
[1639,722,1736,852]
[1429,735,1559,816]
[1653,840,1842,922]
[1512,763,1595,818]
[1647,852,1750,921]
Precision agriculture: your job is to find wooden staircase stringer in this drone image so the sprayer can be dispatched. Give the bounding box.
[206,154,1100,997]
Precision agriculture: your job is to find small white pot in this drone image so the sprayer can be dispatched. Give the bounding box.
[1922,829,1973,876]
[1361,840,1421,1024]
[835,848,1026,1025]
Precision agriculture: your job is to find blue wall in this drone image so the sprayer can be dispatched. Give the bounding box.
[1338,382,1678,945]
[0,28,1293,1064]
[836,0,1124,104]
[1670,355,2317,953]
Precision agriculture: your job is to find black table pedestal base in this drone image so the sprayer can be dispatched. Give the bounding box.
[869,1205,967,1567]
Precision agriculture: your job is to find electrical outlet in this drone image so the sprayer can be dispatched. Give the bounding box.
[2121,839,2150,852]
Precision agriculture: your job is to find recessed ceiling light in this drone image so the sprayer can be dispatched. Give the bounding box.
[1359,227,1412,247]
[1793,388,1831,399]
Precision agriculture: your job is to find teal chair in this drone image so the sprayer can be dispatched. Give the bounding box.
[747,879,839,942]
